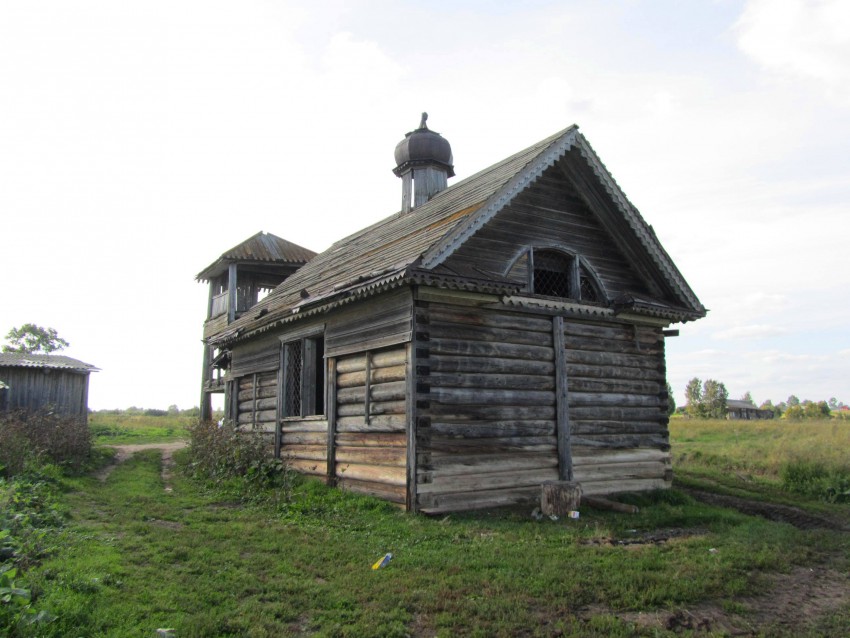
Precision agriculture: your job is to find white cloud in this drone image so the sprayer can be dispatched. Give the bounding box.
[735,0,850,104]
[713,324,788,340]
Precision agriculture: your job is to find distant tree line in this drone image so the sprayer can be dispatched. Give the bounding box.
[93,405,201,417]
[681,378,844,420]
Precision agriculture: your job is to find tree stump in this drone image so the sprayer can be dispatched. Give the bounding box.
[540,481,582,517]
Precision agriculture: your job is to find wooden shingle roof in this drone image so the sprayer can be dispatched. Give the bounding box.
[196,231,317,282]
[211,125,705,345]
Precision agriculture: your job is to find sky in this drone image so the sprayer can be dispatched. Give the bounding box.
[1,0,848,410]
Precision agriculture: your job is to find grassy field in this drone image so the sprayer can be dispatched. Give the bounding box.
[88,412,192,445]
[670,417,850,504]
[1,415,846,637]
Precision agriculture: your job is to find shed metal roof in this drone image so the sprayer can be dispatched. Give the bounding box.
[210,125,705,346]
[196,231,317,282]
[0,353,99,372]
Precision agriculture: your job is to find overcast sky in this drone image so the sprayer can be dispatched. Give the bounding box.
[2,0,848,410]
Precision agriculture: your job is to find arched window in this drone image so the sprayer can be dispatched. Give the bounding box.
[526,249,602,302]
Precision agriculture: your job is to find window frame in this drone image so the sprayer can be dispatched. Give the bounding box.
[279,326,326,419]
[509,246,605,303]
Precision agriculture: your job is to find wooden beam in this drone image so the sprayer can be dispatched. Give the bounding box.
[227,263,238,324]
[326,357,337,485]
[406,342,418,512]
[553,315,573,481]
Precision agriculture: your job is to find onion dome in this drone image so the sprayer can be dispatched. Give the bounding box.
[393,113,455,178]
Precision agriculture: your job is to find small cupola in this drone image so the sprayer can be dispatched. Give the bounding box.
[393,113,454,213]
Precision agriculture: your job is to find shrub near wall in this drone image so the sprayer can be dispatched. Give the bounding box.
[0,410,91,477]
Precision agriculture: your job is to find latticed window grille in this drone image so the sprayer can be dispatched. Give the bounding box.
[579,271,599,302]
[533,250,573,298]
[283,341,302,417]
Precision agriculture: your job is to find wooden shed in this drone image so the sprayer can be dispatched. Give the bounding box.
[0,353,98,419]
[200,118,706,513]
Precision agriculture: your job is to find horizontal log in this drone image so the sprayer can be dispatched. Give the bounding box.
[571,448,669,465]
[429,339,553,362]
[238,386,277,401]
[429,355,555,376]
[336,400,406,418]
[563,336,662,357]
[424,304,553,333]
[425,404,556,421]
[288,458,327,476]
[564,363,663,382]
[337,386,366,405]
[335,348,407,374]
[238,397,276,412]
[578,477,670,496]
[335,446,406,467]
[564,349,661,370]
[420,437,556,454]
[238,373,277,389]
[567,392,662,408]
[237,409,277,424]
[429,373,554,391]
[280,420,328,433]
[427,324,553,348]
[335,462,406,486]
[281,431,326,446]
[335,432,406,448]
[570,434,669,450]
[562,321,661,344]
[572,461,668,482]
[427,420,555,438]
[417,467,559,494]
[336,415,406,432]
[568,406,665,421]
[581,496,639,514]
[283,445,326,462]
[571,420,665,436]
[418,486,541,514]
[336,364,406,388]
[429,387,555,407]
[567,378,662,395]
[417,453,558,477]
[337,478,406,504]
[371,381,407,402]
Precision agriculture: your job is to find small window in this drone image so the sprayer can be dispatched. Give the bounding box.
[530,249,601,302]
[282,335,325,417]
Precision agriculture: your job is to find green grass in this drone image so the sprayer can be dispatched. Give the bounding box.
[9,450,849,637]
[670,418,850,505]
[88,413,191,445]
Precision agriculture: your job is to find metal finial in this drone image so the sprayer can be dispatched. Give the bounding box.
[419,112,428,129]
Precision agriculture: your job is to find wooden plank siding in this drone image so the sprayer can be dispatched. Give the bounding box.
[0,367,91,418]
[442,164,652,300]
[333,346,408,504]
[563,319,672,494]
[414,302,559,513]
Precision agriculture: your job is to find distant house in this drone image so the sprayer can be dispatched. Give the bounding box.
[0,353,99,419]
[199,118,706,513]
[726,399,773,420]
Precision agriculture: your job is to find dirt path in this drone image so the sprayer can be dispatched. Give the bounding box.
[680,487,850,531]
[95,441,187,491]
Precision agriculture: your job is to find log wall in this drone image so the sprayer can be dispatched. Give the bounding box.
[563,319,672,494]
[332,346,408,504]
[415,302,560,513]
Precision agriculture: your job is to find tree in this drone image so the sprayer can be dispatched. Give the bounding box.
[741,391,753,404]
[2,324,69,354]
[787,395,800,407]
[702,379,729,419]
[685,378,703,417]
[828,397,839,410]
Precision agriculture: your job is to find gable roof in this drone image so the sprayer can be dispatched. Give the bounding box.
[0,353,99,372]
[210,125,704,345]
[196,231,317,282]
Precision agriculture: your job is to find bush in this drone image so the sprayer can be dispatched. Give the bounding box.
[184,420,293,501]
[781,460,850,503]
[0,410,91,477]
